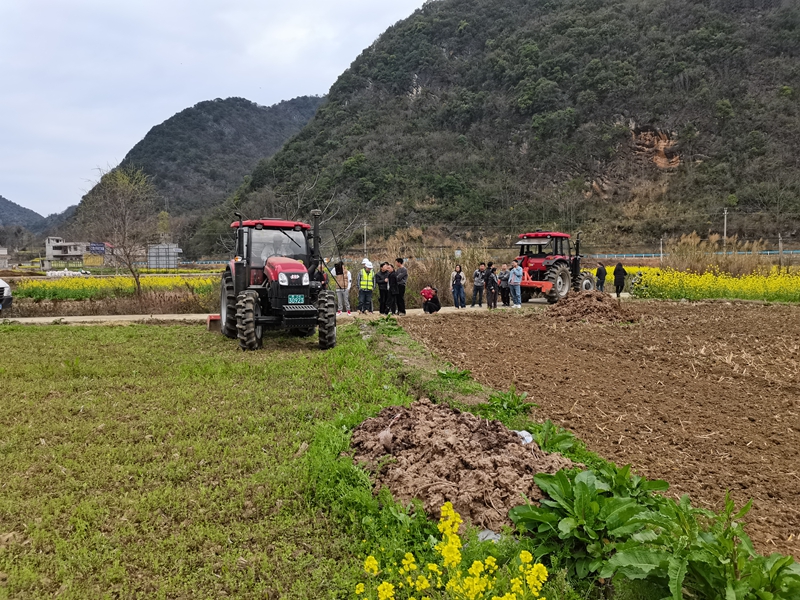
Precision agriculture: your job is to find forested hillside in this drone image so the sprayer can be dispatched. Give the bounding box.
[119,96,325,214]
[0,195,44,229]
[201,0,800,251]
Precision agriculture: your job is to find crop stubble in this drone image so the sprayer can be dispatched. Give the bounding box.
[402,302,800,558]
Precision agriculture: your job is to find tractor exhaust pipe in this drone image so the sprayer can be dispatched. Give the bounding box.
[233,211,247,292]
[310,209,322,279]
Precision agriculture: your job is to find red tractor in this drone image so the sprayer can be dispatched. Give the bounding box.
[219,209,336,350]
[515,231,595,304]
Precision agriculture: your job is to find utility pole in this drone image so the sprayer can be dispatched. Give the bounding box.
[723,207,728,254]
[660,237,663,265]
[779,233,784,271]
[363,221,367,258]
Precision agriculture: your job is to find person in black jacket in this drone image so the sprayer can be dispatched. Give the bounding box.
[613,263,627,298]
[394,258,408,315]
[387,264,399,315]
[486,267,500,309]
[375,262,389,314]
[596,262,607,292]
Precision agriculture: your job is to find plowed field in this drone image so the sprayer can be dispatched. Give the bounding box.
[402,302,800,558]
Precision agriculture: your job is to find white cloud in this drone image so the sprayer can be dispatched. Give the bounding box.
[0,0,427,216]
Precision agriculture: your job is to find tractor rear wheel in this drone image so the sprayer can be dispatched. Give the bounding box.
[545,264,571,303]
[236,290,263,351]
[317,291,337,350]
[220,271,237,339]
[574,272,596,292]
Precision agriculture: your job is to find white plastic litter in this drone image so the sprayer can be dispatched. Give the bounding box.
[512,430,533,445]
[477,529,501,542]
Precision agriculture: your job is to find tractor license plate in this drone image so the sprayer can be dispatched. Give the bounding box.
[288,295,305,304]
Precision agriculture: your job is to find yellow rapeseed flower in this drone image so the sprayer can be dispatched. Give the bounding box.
[377,581,395,600]
[364,555,379,576]
[355,582,365,595]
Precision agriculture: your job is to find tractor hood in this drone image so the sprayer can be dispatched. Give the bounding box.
[264,256,308,283]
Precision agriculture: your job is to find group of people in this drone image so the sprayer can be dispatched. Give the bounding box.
[331,257,631,316]
[333,258,409,315]
[451,260,526,309]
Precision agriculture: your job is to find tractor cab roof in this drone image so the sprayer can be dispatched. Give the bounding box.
[230,219,311,230]
[516,232,570,245]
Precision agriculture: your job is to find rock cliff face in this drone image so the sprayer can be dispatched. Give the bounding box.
[632,127,680,170]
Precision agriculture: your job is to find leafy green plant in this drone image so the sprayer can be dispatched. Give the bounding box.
[594,463,669,508]
[601,493,800,600]
[436,368,472,381]
[510,470,650,579]
[531,419,577,453]
[474,385,536,421]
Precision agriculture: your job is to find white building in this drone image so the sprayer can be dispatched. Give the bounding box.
[0,246,8,269]
[44,237,91,269]
[147,243,182,269]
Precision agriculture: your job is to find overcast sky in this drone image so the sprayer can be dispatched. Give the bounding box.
[0,0,428,217]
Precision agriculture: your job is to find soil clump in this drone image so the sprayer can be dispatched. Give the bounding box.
[350,399,573,531]
[547,290,636,323]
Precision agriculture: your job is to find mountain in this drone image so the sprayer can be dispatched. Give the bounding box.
[119,96,326,215]
[207,0,800,251]
[0,195,44,229]
[29,205,77,234]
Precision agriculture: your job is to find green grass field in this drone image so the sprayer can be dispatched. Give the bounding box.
[0,323,415,599]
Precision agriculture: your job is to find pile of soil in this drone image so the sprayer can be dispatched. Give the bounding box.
[350,399,573,531]
[547,291,636,323]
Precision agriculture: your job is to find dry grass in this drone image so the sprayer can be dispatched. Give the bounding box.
[381,229,516,308]
[664,233,777,276]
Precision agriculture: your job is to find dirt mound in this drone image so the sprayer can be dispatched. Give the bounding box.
[350,399,573,531]
[548,291,636,323]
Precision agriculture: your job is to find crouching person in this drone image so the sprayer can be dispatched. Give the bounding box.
[420,285,441,314]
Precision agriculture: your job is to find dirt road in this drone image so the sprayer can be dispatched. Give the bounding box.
[402,302,800,558]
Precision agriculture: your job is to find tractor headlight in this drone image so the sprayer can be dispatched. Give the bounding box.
[302,273,310,286]
[278,272,289,286]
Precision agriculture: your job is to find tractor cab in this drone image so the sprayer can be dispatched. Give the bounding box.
[513,230,595,304]
[515,232,572,281]
[219,211,336,351]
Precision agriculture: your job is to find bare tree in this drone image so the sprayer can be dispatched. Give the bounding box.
[75,166,158,295]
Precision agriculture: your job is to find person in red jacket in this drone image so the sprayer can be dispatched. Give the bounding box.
[420,285,441,314]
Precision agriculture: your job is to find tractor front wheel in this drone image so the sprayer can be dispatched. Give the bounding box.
[545,264,571,303]
[317,291,337,350]
[574,272,596,292]
[220,271,237,339]
[236,290,263,351]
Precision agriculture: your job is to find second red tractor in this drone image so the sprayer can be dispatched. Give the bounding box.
[514,231,595,303]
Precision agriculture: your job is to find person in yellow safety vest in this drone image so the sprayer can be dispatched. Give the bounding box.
[356,260,375,314]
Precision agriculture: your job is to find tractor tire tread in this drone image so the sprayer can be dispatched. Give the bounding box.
[235,291,262,351]
[317,291,337,350]
[220,271,238,339]
[545,263,571,304]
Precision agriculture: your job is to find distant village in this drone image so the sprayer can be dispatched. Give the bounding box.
[1,237,183,271]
